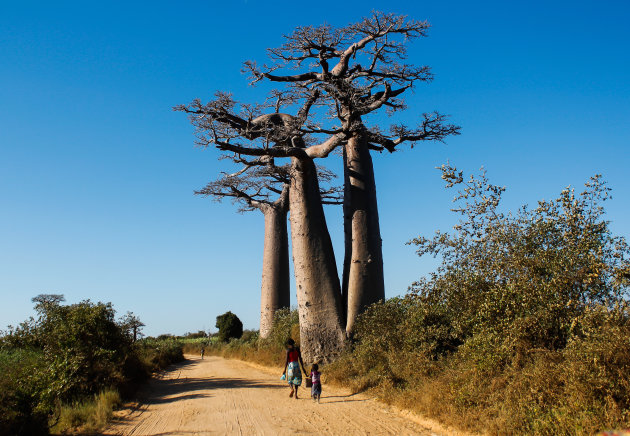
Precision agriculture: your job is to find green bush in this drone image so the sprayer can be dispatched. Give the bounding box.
[39,299,131,403]
[0,349,49,435]
[215,311,243,342]
[0,295,134,434]
[327,168,630,435]
[240,329,259,343]
[409,168,629,355]
[135,338,185,372]
[0,297,184,435]
[182,330,208,339]
[262,307,299,349]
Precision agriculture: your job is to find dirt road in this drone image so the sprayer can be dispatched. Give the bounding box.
[103,355,450,436]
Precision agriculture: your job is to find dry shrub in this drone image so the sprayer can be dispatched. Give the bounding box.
[290,323,301,347]
[327,171,630,435]
[51,389,121,434]
[327,306,630,435]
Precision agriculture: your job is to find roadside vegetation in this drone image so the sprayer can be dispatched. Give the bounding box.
[0,296,184,435]
[3,169,626,436]
[201,309,298,367]
[334,169,630,435]
[181,311,267,358]
[208,169,630,436]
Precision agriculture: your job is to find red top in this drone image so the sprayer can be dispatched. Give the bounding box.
[288,349,299,363]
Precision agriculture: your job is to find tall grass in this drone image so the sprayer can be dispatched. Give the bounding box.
[51,389,121,434]
[324,299,630,436]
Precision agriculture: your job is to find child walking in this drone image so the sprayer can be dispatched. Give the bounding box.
[310,363,322,403]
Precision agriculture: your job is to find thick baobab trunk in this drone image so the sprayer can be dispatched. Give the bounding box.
[289,156,346,364]
[342,133,385,335]
[259,191,290,339]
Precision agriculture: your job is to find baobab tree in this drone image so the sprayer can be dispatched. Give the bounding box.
[245,12,460,334]
[178,12,459,358]
[120,311,145,342]
[197,160,341,339]
[176,91,348,362]
[196,162,291,339]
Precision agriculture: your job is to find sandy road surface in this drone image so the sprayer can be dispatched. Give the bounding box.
[103,355,447,436]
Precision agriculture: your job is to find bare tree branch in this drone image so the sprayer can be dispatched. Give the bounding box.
[366,112,461,152]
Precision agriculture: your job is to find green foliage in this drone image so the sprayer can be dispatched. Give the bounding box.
[328,168,630,435]
[409,166,629,355]
[240,329,259,343]
[134,338,185,373]
[215,311,243,342]
[0,297,184,435]
[203,309,299,367]
[180,336,217,354]
[1,296,133,425]
[0,349,49,436]
[263,308,300,349]
[39,299,131,402]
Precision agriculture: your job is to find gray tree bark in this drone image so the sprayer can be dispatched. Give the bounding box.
[289,155,346,364]
[211,11,460,341]
[342,132,385,335]
[259,188,290,338]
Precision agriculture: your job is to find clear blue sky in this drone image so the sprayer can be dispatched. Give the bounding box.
[1,1,628,336]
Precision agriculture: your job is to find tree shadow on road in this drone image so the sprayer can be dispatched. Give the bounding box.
[100,375,286,433]
[323,392,360,399]
[321,398,368,404]
[144,376,284,405]
[319,392,368,404]
[148,393,212,404]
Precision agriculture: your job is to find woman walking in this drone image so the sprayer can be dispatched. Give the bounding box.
[282,338,307,399]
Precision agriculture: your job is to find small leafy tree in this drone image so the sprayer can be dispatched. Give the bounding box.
[35,297,132,402]
[215,311,243,342]
[2,295,133,405]
[408,166,630,361]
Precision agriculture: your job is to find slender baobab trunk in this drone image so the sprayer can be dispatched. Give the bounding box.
[342,132,385,335]
[289,155,346,364]
[259,188,290,338]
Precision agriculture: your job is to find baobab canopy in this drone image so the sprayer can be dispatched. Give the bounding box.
[177,12,459,362]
